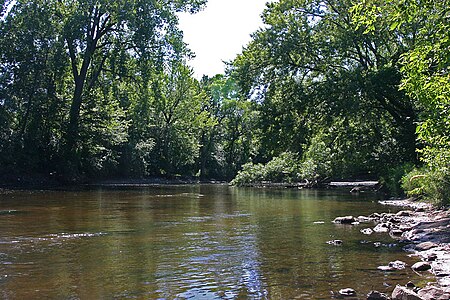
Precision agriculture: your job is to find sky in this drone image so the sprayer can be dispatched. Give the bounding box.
[178,0,270,78]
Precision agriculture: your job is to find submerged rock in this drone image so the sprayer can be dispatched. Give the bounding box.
[378,260,407,271]
[361,228,374,235]
[374,223,390,233]
[358,216,371,223]
[390,260,407,270]
[0,210,22,215]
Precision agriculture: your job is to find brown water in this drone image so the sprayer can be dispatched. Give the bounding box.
[0,185,430,299]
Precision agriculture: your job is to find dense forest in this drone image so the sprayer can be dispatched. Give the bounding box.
[0,0,449,204]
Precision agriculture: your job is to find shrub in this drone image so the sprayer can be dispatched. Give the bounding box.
[380,163,414,196]
[231,152,301,186]
[299,134,332,182]
[402,166,450,206]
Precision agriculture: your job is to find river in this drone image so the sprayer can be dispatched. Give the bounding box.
[0,185,430,299]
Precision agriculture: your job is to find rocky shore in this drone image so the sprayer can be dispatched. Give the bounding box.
[333,199,450,300]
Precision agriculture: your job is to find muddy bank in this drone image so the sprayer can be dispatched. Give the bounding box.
[333,198,450,299]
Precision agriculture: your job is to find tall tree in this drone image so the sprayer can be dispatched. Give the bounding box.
[352,0,450,202]
[231,0,420,177]
[0,0,206,178]
[54,0,205,161]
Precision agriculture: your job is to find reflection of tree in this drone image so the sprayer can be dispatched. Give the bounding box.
[153,185,268,298]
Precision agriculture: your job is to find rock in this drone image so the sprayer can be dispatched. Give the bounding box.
[389,260,407,270]
[370,213,382,219]
[378,261,406,271]
[417,286,445,300]
[390,229,404,236]
[374,223,390,233]
[412,261,432,272]
[367,290,390,300]
[327,240,343,246]
[392,285,422,300]
[406,282,416,289]
[391,218,402,224]
[378,265,395,271]
[424,253,438,262]
[399,225,413,231]
[361,228,374,235]
[415,242,439,251]
[339,288,357,297]
[334,216,357,224]
[358,216,371,223]
[396,210,413,217]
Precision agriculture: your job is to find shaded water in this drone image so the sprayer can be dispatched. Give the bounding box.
[0,185,430,299]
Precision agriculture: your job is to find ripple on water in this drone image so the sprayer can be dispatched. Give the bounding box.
[0,232,107,252]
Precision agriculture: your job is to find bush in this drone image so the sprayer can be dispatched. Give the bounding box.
[402,166,450,206]
[300,135,332,182]
[380,163,414,196]
[231,152,301,186]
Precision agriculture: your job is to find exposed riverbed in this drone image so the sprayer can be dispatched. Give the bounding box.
[0,185,434,299]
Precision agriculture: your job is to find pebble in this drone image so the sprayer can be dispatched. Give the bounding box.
[327,240,343,246]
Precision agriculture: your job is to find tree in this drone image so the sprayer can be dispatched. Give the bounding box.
[0,1,67,173]
[231,0,420,179]
[197,75,254,179]
[0,0,206,178]
[54,0,205,163]
[148,62,206,176]
[352,0,450,203]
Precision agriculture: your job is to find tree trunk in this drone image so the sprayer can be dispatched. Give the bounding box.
[66,77,84,154]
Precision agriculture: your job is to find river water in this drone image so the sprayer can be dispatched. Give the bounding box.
[0,185,430,299]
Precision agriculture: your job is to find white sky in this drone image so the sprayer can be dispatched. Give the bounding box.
[178,0,270,78]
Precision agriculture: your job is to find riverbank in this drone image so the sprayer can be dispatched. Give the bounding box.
[0,173,227,191]
[334,198,450,299]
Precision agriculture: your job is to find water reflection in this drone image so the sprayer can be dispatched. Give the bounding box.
[0,185,430,299]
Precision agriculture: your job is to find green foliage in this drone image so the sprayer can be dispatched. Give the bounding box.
[230,162,266,186]
[0,0,210,180]
[380,163,414,196]
[231,152,301,186]
[402,164,450,206]
[352,0,450,204]
[1,0,448,189]
[299,133,332,182]
[197,75,255,180]
[230,0,418,184]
